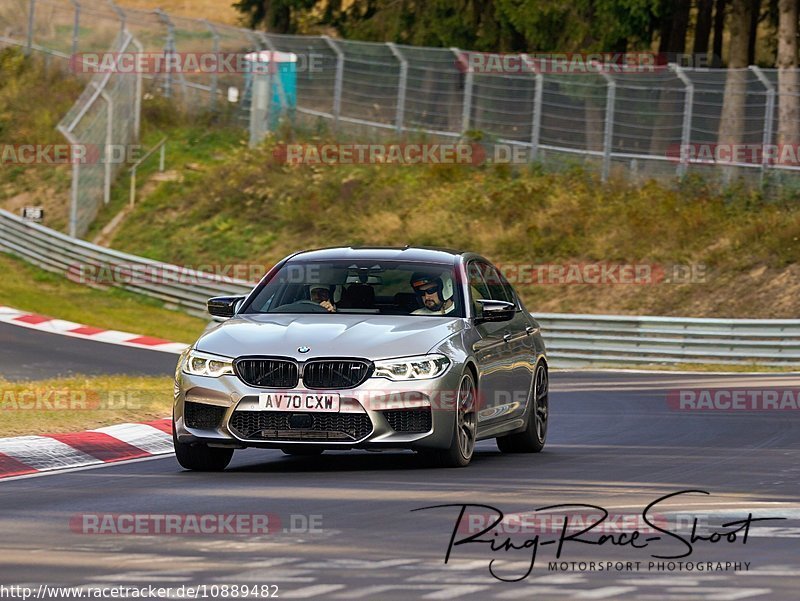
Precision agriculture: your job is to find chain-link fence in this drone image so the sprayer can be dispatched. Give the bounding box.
[1,0,142,238]
[3,0,800,211]
[56,29,141,237]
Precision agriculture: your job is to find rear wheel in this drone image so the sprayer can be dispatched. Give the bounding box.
[173,427,234,471]
[497,362,548,453]
[428,372,477,468]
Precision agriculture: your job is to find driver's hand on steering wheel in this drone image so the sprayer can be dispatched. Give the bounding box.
[320,300,336,313]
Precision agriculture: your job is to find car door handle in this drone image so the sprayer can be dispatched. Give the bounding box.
[526,326,539,335]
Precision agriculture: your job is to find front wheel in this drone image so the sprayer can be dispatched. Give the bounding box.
[497,362,548,453]
[173,427,234,471]
[426,372,477,468]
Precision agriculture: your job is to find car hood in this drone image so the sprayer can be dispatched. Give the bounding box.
[195,314,464,361]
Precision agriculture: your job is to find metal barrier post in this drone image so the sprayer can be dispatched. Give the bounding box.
[251,68,273,143]
[106,0,126,33]
[387,43,407,134]
[246,31,273,143]
[600,72,616,182]
[203,20,220,111]
[25,0,35,56]
[131,34,142,141]
[322,36,344,129]
[750,66,776,188]
[155,9,175,98]
[671,64,694,179]
[259,33,289,111]
[129,166,136,209]
[529,56,543,162]
[69,1,81,57]
[451,48,472,133]
[101,87,113,205]
[58,126,80,238]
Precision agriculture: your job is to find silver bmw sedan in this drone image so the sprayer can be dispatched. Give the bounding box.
[173,247,548,469]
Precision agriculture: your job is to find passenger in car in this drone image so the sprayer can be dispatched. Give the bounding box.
[310,285,337,312]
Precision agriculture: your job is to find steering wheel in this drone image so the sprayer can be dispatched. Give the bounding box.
[276,300,329,313]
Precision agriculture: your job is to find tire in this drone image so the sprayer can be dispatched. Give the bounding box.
[427,371,477,468]
[173,427,234,471]
[497,362,548,453]
[281,447,324,456]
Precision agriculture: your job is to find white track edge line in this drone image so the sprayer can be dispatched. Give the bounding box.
[0,452,175,483]
[0,312,185,354]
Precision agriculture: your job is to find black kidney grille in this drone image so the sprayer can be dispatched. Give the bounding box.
[302,360,372,389]
[235,358,299,388]
[382,408,432,433]
[184,402,227,430]
[229,410,372,442]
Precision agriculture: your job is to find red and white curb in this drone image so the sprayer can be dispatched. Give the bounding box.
[0,305,186,354]
[0,419,173,479]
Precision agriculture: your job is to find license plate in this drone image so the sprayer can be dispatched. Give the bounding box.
[258,391,340,412]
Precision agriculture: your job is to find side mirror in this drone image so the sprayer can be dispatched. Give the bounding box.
[207,295,245,318]
[475,299,516,323]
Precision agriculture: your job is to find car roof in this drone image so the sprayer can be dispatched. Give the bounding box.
[288,246,469,264]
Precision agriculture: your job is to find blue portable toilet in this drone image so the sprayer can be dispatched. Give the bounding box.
[244,50,297,131]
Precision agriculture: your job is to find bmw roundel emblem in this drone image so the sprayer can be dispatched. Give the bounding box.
[298,346,310,353]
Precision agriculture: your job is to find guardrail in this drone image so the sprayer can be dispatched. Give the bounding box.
[2,209,799,367]
[0,209,252,317]
[535,313,800,367]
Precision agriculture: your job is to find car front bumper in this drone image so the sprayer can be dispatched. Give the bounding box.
[173,366,464,451]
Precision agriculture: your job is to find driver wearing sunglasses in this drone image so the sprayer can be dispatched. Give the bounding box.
[410,272,456,315]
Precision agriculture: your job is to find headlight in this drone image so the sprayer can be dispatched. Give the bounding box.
[182,350,234,377]
[372,354,450,381]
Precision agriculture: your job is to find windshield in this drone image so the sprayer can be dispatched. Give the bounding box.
[243,260,464,317]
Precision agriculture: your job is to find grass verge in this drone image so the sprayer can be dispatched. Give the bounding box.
[0,49,85,232]
[107,130,800,318]
[0,374,172,437]
[0,253,207,343]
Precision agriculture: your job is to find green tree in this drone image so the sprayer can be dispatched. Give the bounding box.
[497,0,659,53]
[233,0,318,33]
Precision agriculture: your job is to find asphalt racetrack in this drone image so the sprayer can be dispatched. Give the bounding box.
[0,321,180,380]
[0,325,798,601]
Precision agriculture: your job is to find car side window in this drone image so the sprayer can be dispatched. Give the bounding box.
[479,263,511,303]
[497,271,519,309]
[466,261,491,312]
